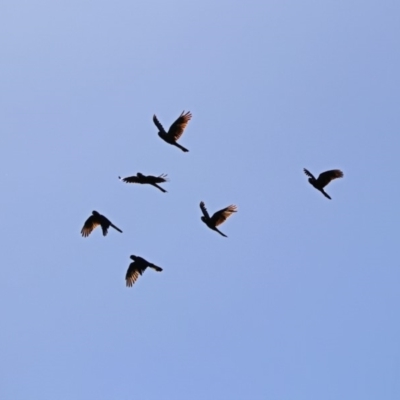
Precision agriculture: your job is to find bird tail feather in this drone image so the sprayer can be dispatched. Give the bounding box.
[154,184,167,193]
[111,224,123,233]
[175,142,189,152]
[216,228,227,238]
[321,190,331,200]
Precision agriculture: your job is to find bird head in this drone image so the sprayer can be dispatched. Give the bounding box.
[201,216,207,223]
[137,173,144,177]
[130,255,137,261]
[92,210,100,216]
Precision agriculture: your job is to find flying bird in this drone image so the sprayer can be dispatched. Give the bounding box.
[199,201,237,237]
[153,111,192,152]
[125,255,163,287]
[119,173,168,193]
[303,168,344,199]
[81,210,123,237]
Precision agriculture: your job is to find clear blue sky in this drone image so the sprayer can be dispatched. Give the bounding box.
[1,1,400,399]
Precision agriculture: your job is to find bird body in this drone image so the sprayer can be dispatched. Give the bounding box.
[119,173,168,193]
[125,255,163,287]
[303,168,343,199]
[153,111,192,152]
[81,210,123,237]
[199,201,237,237]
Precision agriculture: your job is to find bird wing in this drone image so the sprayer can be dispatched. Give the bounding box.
[211,205,238,226]
[167,111,192,141]
[303,168,316,180]
[317,170,344,187]
[148,174,168,184]
[153,115,166,133]
[81,215,100,237]
[126,262,141,287]
[119,175,141,184]
[199,201,211,219]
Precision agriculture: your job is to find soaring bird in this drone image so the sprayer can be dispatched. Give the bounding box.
[119,173,168,193]
[81,210,123,237]
[199,201,237,237]
[153,111,192,152]
[303,168,344,199]
[125,255,163,287]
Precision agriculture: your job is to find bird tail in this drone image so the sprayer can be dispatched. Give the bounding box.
[321,190,331,200]
[175,142,189,152]
[150,264,163,272]
[110,224,123,233]
[154,184,167,193]
[215,228,227,238]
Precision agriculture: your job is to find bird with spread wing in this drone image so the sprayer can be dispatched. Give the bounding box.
[119,173,168,193]
[125,255,163,287]
[199,201,237,237]
[153,111,192,152]
[303,168,344,199]
[81,211,123,237]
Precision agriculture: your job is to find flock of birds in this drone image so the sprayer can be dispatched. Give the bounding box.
[80,111,344,288]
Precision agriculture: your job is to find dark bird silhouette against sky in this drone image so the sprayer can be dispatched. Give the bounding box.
[303,168,344,200]
[200,201,237,237]
[81,211,123,237]
[153,111,192,152]
[118,173,168,193]
[125,255,163,287]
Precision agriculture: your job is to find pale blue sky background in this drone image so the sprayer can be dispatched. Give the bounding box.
[1,1,400,399]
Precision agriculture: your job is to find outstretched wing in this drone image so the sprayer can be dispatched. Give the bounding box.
[211,205,237,226]
[167,111,192,141]
[126,262,141,287]
[199,201,210,219]
[153,114,166,133]
[147,174,168,184]
[317,170,343,188]
[119,175,140,184]
[81,215,100,237]
[303,168,316,180]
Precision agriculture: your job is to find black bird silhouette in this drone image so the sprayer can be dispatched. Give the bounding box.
[125,255,163,287]
[153,111,192,152]
[119,173,168,193]
[81,211,123,237]
[303,168,344,199]
[200,201,237,237]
